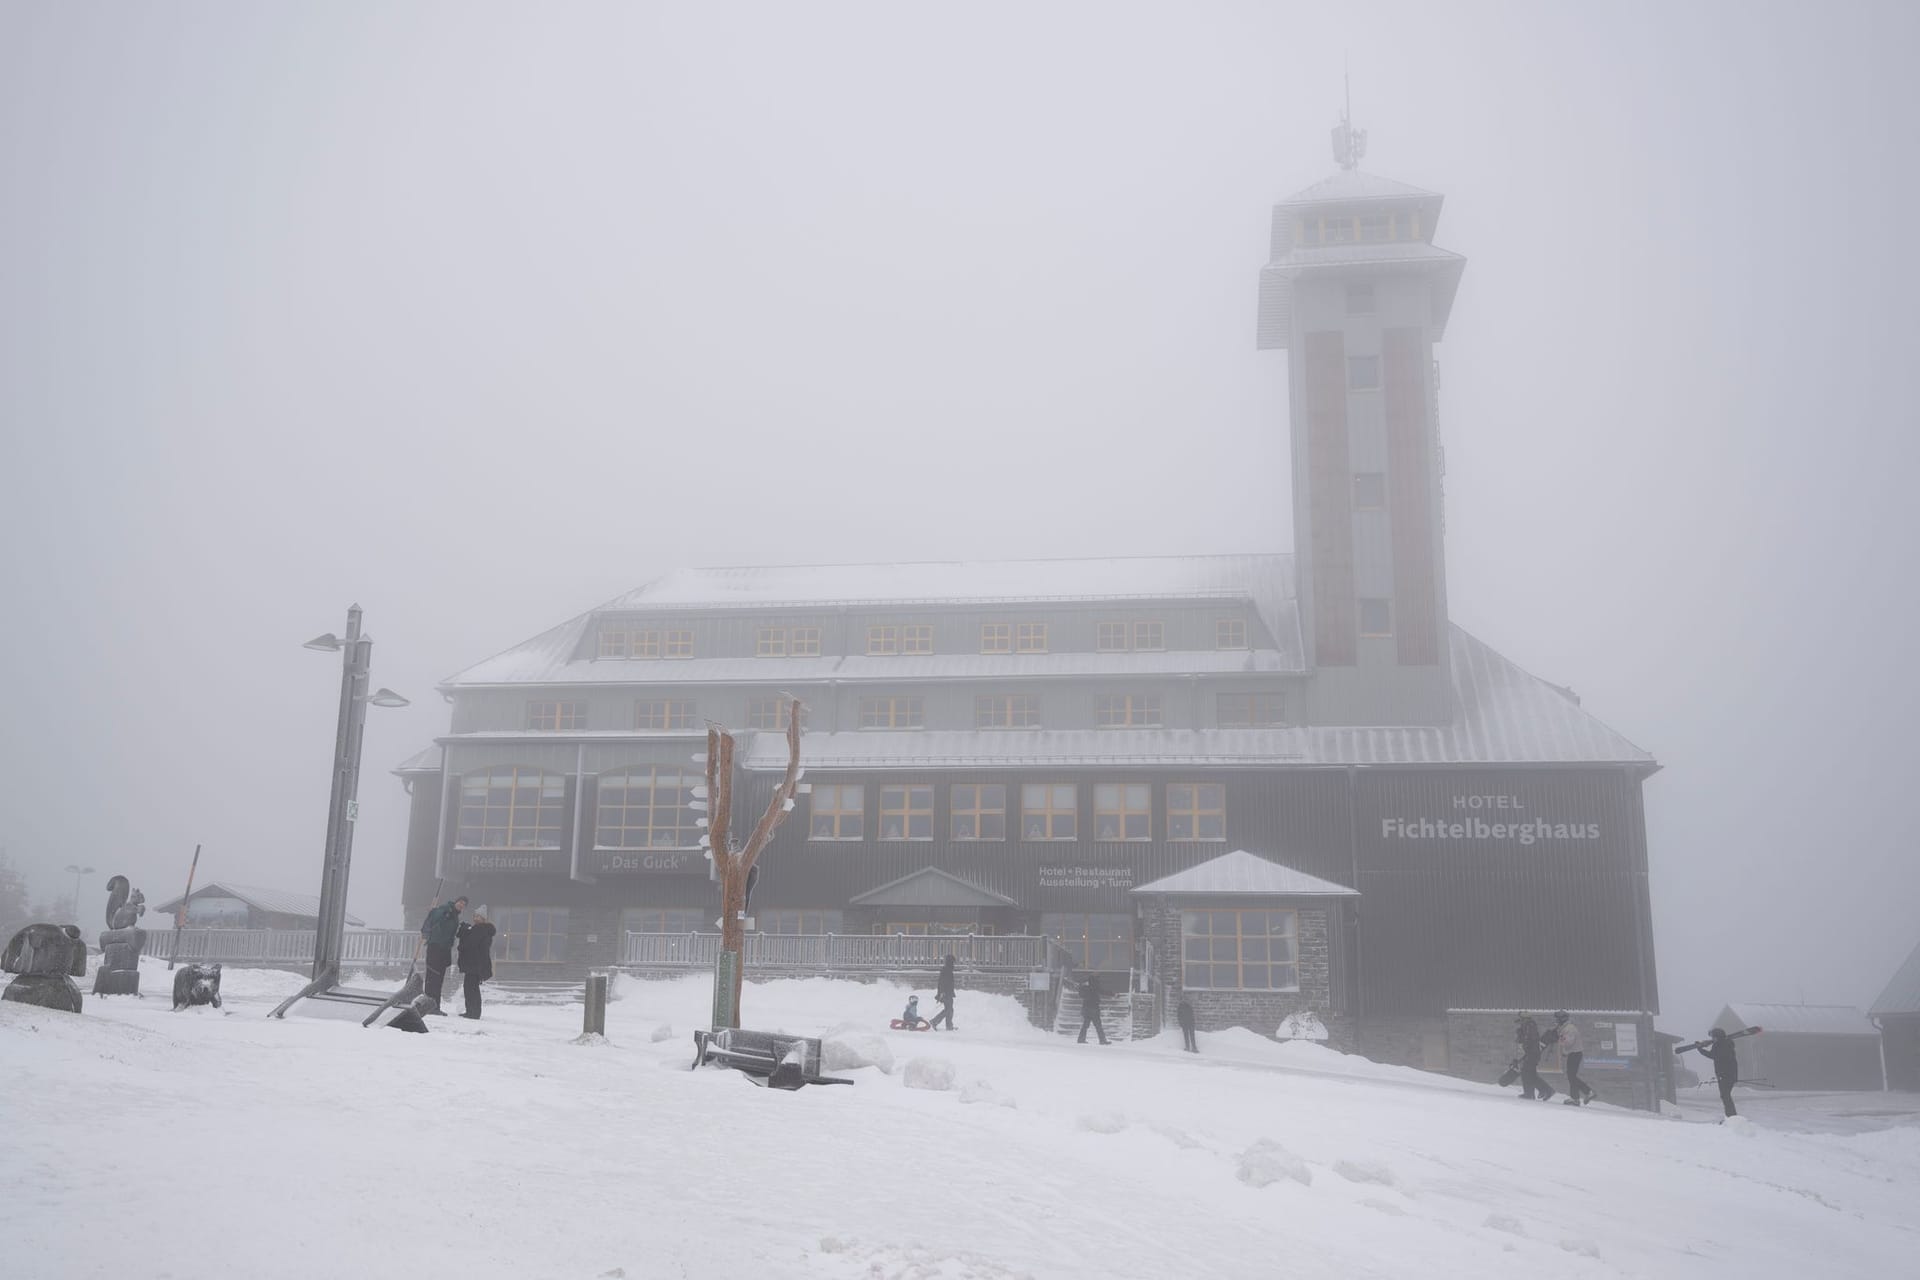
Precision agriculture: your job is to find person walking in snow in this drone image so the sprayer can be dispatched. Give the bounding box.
[1699,1026,1740,1118]
[418,895,466,1015]
[1177,995,1198,1053]
[455,910,496,1020]
[1548,1010,1594,1105]
[1076,971,1109,1045]
[930,954,957,1031]
[1515,1013,1554,1101]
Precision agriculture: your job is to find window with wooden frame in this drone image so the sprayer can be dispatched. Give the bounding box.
[495,907,569,964]
[1015,622,1048,653]
[1359,598,1393,637]
[858,696,923,729]
[866,625,899,656]
[877,784,934,840]
[1180,909,1298,991]
[747,697,809,731]
[1217,691,1286,728]
[630,630,662,659]
[974,693,1040,729]
[1020,783,1077,841]
[809,784,864,840]
[1041,913,1133,971]
[950,784,1007,841]
[758,909,843,935]
[901,623,934,655]
[525,700,586,731]
[1132,621,1165,651]
[634,698,696,730]
[1092,782,1151,842]
[456,767,567,849]
[663,629,694,658]
[1167,782,1226,842]
[1215,617,1248,649]
[1097,621,1164,652]
[980,623,1012,654]
[1096,621,1130,652]
[755,627,786,657]
[621,907,713,935]
[1095,693,1161,728]
[789,626,822,657]
[594,767,700,849]
[598,628,632,659]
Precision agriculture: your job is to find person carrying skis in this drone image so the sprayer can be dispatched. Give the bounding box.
[1548,1010,1595,1105]
[455,910,496,1020]
[1699,1026,1740,1118]
[930,954,957,1031]
[1076,971,1108,1045]
[418,896,466,1015]
[1515,1013,1554,1101]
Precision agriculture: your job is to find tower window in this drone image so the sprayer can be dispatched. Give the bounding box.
[1216,618,1248,649]
[1359,598,1393,637]
[1345,283,1375,315]
[1353,472,1387,509]
[1348,356,1380,391]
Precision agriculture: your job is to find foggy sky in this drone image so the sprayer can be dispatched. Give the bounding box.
[3,2,1915,1037]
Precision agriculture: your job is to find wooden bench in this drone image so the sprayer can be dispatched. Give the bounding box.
[690,1028,854,1089]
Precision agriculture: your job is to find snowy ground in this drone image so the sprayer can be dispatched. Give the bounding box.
[4,960,1917,1280]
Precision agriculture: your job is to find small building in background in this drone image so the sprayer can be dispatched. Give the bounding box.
[1870,939,1920,1092]
[152,881,366,932]
[1714,1003,1884,1092]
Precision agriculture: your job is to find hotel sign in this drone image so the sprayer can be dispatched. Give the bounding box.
[1039,865,1134,890]
[1379,794,1600,846]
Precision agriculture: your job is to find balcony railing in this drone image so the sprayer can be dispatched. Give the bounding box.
[148,928,419,967]
[618,932,1048,971]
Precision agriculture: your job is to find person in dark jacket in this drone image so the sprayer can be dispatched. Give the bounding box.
[1177,996,1198,1053]
[930,954,957,1031]
[1076,971,1108,1045]
[455,911,496,1020]
[1700,1027,1740,1117]
[419,896,466,1014]
[1515,1013,1555,1101]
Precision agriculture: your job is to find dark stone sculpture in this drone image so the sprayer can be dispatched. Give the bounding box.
[2,923,89,1012]
[171,962,223,1010]
[93,874,147,996]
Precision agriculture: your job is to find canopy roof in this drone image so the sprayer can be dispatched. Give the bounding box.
[1133,850,1356,897]
[849,867,1019,909]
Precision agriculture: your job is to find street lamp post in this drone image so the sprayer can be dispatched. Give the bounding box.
[301,605,409,987]
[64,863,95,919]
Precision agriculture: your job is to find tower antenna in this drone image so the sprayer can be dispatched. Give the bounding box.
[1332,62,1367,170]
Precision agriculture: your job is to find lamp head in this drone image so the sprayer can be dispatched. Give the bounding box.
[303,633,344,652]
[366,688,410,709]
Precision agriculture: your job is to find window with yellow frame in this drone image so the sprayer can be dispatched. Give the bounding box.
[980,623,1012,654]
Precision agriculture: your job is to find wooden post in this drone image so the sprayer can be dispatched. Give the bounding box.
[583,973,608,1036]
[704,704,804,1028]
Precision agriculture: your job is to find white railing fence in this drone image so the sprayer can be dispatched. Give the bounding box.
[147,928,418,967]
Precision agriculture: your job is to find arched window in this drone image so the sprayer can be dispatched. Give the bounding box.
[595,767,701,849]
[456,767,567,849]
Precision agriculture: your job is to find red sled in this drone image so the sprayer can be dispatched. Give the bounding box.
[890,1018,932,1031]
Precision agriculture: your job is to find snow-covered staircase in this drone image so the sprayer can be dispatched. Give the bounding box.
[1051,981,1135,1041]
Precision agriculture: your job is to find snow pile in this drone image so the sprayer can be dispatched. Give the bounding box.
[649,1023,675,1043]
[1235,1138,1312,1187]
[823,1030,894,1074]
[902,1056,957,1091]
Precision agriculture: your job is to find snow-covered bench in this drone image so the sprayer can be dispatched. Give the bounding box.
[690,1028,854,1090]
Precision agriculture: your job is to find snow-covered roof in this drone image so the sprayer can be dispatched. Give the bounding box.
[733,628,1650,770]
[151,881,366,928]
[849,867,1019,909]
[1280,170,1439,207]
[443,554,1300,688]
[1717,1004,1880,1037]
[1133,851,1356,897]
[1870,938,1920,1016]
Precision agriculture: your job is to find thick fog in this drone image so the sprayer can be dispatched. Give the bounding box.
[2,3,1915,1036]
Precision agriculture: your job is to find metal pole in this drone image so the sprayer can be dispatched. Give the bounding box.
[310,605,362,984]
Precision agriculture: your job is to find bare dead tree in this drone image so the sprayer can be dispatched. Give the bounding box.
[703,699,803,1027]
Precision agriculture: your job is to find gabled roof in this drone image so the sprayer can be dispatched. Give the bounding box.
[1133,850,1356,897]
[1717,1003,1879,1037]
[1280,170,1439,207]
[848,867,1019,909]
[152,881,366,928]
[1869,939,1920,1016]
